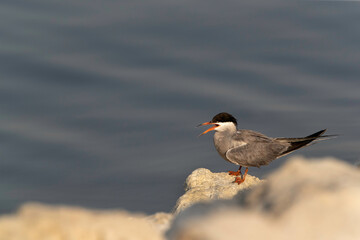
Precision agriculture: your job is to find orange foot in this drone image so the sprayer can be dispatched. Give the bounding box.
[234,167,248,185]
[228,170,241,176]
[234,176,245,185]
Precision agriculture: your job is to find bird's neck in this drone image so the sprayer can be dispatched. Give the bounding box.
[213,128,236,161]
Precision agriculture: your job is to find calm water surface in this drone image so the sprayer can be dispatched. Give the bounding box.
[0,0,359,214]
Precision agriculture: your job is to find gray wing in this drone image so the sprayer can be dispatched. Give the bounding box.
[226,130,289,167]
[232,129,272,143]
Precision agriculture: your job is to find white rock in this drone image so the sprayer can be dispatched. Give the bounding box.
[147,212,173,232]
[173,168,263,214]
[169,156,360,240]
[0,203,165,240]
[0,167,259,240]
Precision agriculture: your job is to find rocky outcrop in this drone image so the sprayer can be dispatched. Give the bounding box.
[1,156,359,240]
[147,212,174,232]
[168,156,360,240]
[0,203,166,240]
[0,168,260,240]
[173,168,263,214]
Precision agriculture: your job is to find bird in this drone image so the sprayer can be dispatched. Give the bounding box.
[198,112,335,184]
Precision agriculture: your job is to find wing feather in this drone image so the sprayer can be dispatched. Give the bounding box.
[226,130,288,167]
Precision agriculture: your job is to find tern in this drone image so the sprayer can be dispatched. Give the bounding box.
[199,112,335,184]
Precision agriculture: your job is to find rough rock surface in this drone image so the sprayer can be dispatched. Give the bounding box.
[0,203,166,240]
[173,168,263,214]
[168,156,360,240]
[147,212,173,232]
[1,156,359,240]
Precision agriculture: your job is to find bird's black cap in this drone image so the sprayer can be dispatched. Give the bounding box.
[211,112,237,125]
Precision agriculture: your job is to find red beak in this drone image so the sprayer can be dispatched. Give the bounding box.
[198,122,219,136]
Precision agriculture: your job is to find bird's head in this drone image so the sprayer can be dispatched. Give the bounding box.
[198,112,237,136]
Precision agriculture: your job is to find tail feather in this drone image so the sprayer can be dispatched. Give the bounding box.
[276,129,335,157]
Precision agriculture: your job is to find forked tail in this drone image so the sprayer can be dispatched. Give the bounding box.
[276,129,337,157]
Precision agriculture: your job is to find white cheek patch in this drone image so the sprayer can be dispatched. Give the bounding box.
[216,122,236,132]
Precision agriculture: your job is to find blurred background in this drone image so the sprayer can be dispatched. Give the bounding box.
[0,0,359,214]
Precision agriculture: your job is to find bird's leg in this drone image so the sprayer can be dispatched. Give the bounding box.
[228,166,242,176]
[234,167,248,184]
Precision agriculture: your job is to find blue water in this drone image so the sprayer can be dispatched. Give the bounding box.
[0,0,359,214]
